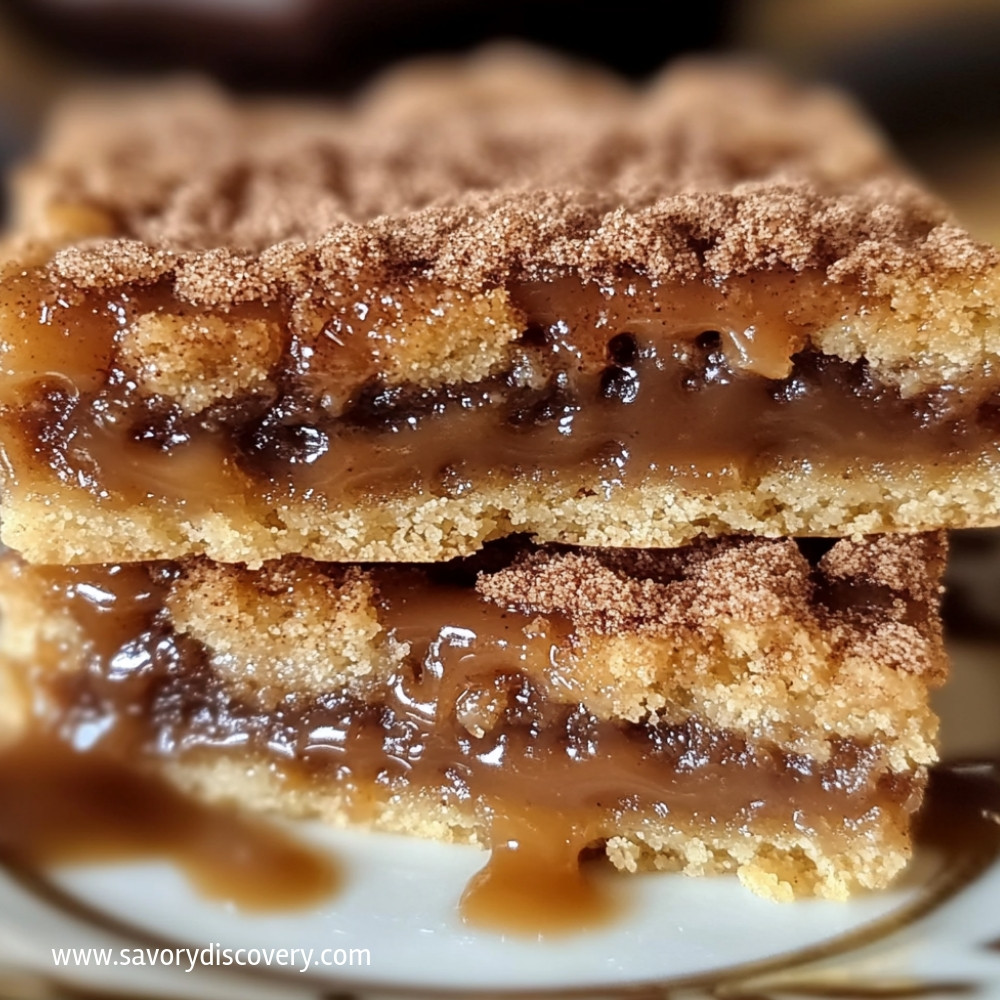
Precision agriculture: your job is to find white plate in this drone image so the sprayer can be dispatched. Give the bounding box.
[1,638,999,1000]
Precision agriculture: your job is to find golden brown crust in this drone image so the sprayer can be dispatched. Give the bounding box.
[4,448,990,568]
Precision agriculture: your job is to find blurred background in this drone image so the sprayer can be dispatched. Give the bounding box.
[1,0,999,242]
[0,0,998,734]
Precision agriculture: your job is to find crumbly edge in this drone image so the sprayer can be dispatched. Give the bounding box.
[813,269,1000,395]
[533,628,939,769]
[161,753,915,901]
[4,453,998,566]
[0,528,945,769]
[165,560,406,706]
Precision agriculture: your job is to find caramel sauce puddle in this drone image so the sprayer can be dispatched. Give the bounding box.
[0,734,340,912]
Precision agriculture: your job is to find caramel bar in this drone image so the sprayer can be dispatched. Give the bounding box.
[0,532,947,901]
[0,54,997,565]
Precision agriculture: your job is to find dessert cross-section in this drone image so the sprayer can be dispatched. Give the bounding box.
[0,532,948,902]
[1,55,999,565]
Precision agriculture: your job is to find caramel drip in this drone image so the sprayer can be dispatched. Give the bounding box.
[378,577,619,933]
[0,735,339,911]
[460,810,617,935]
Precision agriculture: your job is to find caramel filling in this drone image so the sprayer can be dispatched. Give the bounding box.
[0,735,339,911]
[0,268,993,515]
[9,553,923,929]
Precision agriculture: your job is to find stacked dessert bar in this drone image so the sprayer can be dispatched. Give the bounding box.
[1,52,997,901]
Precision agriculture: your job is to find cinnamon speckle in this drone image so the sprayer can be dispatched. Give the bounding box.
[20,52,993,306]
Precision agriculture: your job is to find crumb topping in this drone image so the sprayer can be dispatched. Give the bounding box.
[475,538,813,631]
[476,533,947,678]
[818,531,946,605]
[15,51,995,306]
[120,311,283,414]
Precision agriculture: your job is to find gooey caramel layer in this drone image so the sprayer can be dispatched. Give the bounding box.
[0,267,996,526]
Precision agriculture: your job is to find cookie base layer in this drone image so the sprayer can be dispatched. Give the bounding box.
[0,533,946,901]
[2,456,994,566]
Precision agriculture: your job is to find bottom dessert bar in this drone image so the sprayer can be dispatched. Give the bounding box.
[0,533,947,903]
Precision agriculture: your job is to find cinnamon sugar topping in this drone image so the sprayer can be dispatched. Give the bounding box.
[477,534,945,671]
[15,51,995,307]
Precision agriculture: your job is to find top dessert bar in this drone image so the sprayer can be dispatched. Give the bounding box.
[2,51,1000,566]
